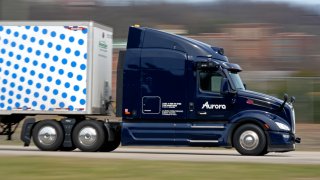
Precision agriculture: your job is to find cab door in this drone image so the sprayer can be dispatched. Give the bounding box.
[175,69,233,146]
[194,70,231,120]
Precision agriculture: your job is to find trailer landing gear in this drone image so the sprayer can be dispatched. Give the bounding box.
[0,115,25,140]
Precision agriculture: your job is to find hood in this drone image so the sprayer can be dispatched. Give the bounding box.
[238,90,283,106]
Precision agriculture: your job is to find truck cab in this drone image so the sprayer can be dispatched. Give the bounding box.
[118,26,300,155]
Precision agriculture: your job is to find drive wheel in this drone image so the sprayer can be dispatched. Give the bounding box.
[72,120,105,152]
[59,146,76,151]
[233,124,267,156]
[100,132,121,152]
[32,120,64,151]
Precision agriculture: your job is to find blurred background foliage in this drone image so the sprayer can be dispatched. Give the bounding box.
[1,0,320,123]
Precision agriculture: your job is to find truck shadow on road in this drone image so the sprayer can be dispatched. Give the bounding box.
[0,147,291,157]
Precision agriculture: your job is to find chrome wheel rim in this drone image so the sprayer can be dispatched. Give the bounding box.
[239,130,259,151]
[78,126,97,146]
[38,126,57,145]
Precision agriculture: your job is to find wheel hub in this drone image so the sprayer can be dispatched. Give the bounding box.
[38,126,57,145]
[78,127,97,146]
[239,130,259,151]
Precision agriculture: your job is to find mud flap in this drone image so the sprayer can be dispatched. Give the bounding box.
[20,118,36,146]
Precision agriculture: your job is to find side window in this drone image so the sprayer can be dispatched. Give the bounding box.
[199,71,222,93]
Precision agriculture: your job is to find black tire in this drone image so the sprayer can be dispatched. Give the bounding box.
[59,146,76,151]
[233,124,267,156]
[72,120,105,152]
[100,130,121,152]
[32,120,64,151]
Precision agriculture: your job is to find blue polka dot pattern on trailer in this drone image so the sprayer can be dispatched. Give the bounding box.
[27,47,33,53]
[62,58,68,64]
[36,50,41,56]
[30,37,36,43]
[24,57,30,63]
[16,94,21,99]
[47,42,53,48]
[30,70,35,76]
[68,72,73,78]
[78,39,84,45]
[82,29,88,34]
[50,66,55,72]
[47,76,53,82]
[22,34,27,40]
[71,61,77,67]
[22,67,27,73]
[40,104,46,110]
[56,45,62,51]
[74,50,80,57]
[80,99,86,105]
[53,56,58,62]
[55,79,61,85]
[58,69,64,75]
[34,92,39,98]
[32,101,37,106]
[33,26,39,32]
[64,82,70,88]
[38,73,44,79]
[11,42,16,47]
[50,99,56,105]
[39,39,44,45]
[8,52,14,57]
[0,25,89,111]
[42,29,48,34]
[60,34,65,40]
[77,75,83,81]
[65,48,71,54]
[51,31,56,37]
[44,86,50,92]
[53,89,59,95]
[71,96,76,102]
[44,53,50,59]
[62,93,67,98]
[59,102,65,108]
[74,85,79,91]
[69,36,75,42]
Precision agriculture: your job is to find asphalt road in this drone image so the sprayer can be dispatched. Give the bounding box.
[0,145,320,164]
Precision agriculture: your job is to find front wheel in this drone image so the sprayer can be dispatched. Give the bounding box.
[233,124,267,156]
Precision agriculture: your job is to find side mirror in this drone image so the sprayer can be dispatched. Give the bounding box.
[220,78,229,95]
[284,94,288,102]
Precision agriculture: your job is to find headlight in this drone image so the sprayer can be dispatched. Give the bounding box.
[275,122,290,131]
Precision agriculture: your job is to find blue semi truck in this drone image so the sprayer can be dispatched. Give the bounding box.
[0,22,300,155]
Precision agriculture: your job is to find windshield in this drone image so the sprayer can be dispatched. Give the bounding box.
[229,72,245,90]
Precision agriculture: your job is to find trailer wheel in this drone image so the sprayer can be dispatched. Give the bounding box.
[233,124,267,156]
[32,120,64,151]
[72,120,105,152]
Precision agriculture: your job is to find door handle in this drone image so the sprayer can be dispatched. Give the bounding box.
[197,111,207,115]
[189,102,194,112]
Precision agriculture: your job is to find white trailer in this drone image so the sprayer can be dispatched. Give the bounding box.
[0,21,113,115]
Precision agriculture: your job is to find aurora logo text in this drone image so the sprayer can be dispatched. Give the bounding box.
[201,102,226,110]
